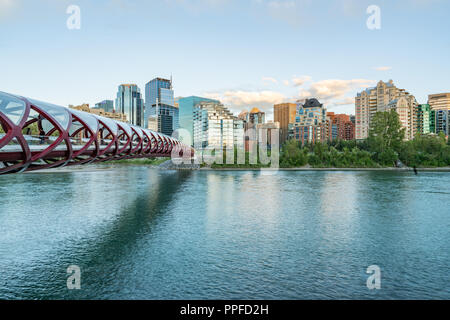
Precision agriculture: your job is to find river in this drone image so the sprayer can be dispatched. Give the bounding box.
[0,166,448,299]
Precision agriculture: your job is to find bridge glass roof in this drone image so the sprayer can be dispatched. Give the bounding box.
[70,108,99,133]
[27,98,71,130]
[117,121,132,137]
[0,92,26,125]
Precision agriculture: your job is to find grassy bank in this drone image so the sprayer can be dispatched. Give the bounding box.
[102,158,170,166]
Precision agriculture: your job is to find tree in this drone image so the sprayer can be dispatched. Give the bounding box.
[280,139,308,167]
[368,110,405,166]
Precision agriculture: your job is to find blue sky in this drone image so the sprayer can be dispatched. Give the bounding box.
[1,0,449,119]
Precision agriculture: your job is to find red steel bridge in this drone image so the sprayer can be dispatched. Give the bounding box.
[0,91,192,174]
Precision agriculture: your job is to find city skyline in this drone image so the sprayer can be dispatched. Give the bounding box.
[1,0,449,119]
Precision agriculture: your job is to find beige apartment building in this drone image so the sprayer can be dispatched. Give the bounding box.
[69,104,127,122]
[428,93,450,110]
[274,103,297,143]
[383,96,417,140]
[355,80,417,140]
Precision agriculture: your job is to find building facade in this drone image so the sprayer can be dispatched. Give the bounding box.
[355,80,416,140]
[69,104,127,122]
[115,84,144,126]
[435,109,450,136]
[383,95,418,140]
[193,102,243,150]
[416,104,435,135]
[94,100,114,113]
[326,112,355,141]
[246,108,266,127]
[178,96,220,145]
[291,98,327,145]
[274,103,297,144]
[145,78,178,135]
[428,93,450,111]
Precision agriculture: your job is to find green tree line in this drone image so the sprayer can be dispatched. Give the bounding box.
[280,110,450,168]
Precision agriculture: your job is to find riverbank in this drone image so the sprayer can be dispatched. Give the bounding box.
[19,160,450,174]
[199,166,450,172]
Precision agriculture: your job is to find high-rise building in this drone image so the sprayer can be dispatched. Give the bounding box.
[435,109,450,136]
[291,98,327,145]
[383,96,418,140]
[416,104,435,135]
[326,112,355,141]
[145,78,178,135]
[343,121,355,141]
[115,84,144,126]
[355,80,416,140]
[241,108,266,128]
[193,102,242,150]
[178,96,220,144]
[428,93,450,111]
[94,100,114,113]
[274,103,297,144]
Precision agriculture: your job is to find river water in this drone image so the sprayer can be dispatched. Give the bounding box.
[0,166,448,299]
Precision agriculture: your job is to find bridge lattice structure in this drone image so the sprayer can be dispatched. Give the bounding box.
[0,91,192,174]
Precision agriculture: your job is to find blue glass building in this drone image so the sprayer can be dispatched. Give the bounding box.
[115,84,144,126]
[94,100,114,113]
[435,109,450,135]
[145,78,178,135]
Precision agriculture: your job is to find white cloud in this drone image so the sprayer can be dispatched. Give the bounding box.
[204,78,374,114]
[262,77,278,84]
[373,66,393,71]
[292,75,312,86]
[283,80,290,86]
[297,78,376,107]
[204,90,286,113]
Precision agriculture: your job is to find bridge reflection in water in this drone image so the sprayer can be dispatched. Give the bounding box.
[0,91,192,174]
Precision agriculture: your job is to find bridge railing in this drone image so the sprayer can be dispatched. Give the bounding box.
[0,91,193,174]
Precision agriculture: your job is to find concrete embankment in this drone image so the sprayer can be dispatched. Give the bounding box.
[158,160,201,170]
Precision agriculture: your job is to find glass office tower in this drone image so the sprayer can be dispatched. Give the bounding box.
[178,96,220,145]
[94,100,114,113]
[145,78,178,135]
[115,84,144,126]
